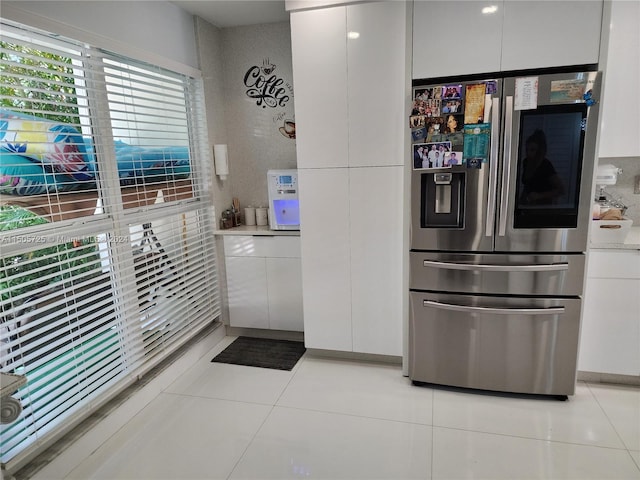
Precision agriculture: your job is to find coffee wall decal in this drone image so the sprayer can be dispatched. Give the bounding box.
[244,58,290,109]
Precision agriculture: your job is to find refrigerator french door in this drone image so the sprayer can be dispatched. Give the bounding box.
[409,70,602,396]
[410,70,601,253]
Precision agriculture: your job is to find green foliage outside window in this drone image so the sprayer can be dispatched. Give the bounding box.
[1,42,98,312]
[0,41,80,125]
[0,206,101,312]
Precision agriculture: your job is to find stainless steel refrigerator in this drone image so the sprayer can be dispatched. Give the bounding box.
[409,70,601,396]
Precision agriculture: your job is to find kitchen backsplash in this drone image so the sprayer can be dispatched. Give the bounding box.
[597,157,640,222]
[221,22,297,210]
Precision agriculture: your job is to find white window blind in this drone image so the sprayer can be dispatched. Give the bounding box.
[0,20,220,467]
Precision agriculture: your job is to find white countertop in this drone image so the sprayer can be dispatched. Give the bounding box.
[590,226,640,250]
[214,225,300,236]
[215,225,638,245]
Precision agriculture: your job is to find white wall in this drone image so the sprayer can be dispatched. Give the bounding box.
[1,1,199,75]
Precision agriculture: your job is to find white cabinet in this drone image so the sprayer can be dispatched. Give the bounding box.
[224,235,303,332]
[290,7,348,169]
[346,1,407,167]
[578,249,640,376]
[292,1,407,356]
[501,1,602,71]
[225,256,269,329]
[598,0,640,158]
[349,166,404,356]
[297,169,353,351]
[266,258,304,331]
[412,0,603,79]
[413,1,503,79]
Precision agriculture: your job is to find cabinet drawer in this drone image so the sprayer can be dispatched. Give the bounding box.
[588,250,640,279]
[223,235,301,258]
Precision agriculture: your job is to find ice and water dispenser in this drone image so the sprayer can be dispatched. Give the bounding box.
[421,170,465,228]
[267,169,300,230]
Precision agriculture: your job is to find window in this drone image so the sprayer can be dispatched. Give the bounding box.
[0,20,220,466]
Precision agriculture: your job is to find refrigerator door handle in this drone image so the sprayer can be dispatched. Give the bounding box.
[422,300,566,316]
[486,97,501,237]
[421,260,569,272]
[498,95,514,237]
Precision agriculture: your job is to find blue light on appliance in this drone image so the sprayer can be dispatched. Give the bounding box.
[272,198,300,225]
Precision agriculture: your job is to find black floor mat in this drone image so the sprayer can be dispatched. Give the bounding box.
[211,336,306,371]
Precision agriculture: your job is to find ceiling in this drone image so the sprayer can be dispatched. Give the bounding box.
[171,1,289,28]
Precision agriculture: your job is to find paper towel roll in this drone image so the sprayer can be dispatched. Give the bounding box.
[244,207,256,226]
[256,207,268,226]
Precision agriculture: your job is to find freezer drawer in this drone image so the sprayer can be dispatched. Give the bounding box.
[409,292,582,395]
[409,252,585,296]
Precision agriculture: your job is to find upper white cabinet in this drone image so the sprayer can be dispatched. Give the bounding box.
[347,2,407,167]
[290,7,348,169]
[292,2,407,169]
[413,1,503,79]
[501,1,602,71]
[598,0,640,158]
[412,1,603,79]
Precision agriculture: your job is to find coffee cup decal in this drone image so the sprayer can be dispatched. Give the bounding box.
[279,120,296,139]
[244,58,290,109]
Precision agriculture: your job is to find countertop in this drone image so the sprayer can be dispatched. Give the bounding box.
[215,225,638,245]
[214,225,300,236]
[590,225,640,250]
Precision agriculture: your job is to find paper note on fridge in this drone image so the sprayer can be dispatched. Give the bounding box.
[514,76,539,110]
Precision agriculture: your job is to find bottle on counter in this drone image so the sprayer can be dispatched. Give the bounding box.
[220,209,233,229]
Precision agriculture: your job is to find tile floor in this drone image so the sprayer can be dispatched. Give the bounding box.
[32,336,640,479]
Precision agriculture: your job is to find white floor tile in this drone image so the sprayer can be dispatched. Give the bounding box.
[276,356,433,424]
[165,354,297,406]
[229,406,432,480]
[432,383,625,448]
[65,393,271,480]
[588,383,640,451]
[432,427,640,480]
[19,336,640,480]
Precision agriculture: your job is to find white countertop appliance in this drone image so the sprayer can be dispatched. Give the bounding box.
[267,169,300,230]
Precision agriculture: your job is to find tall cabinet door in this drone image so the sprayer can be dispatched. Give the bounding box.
[598,0,640,158]
[350,166,404,356]
[347,1,407,167]
[290,7,348,169]
[298,168,352,351]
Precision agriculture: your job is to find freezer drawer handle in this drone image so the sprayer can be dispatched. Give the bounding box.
[422,260,569,272]
[422,300,565,315]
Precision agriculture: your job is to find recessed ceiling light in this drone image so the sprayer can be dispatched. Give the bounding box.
[347,31,360,40]
[482,5,498,14]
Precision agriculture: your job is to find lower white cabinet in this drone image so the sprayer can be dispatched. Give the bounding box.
[578,249,640,376]
[297,169,353,351]
[224,235,303,332]
[298,167,404,356]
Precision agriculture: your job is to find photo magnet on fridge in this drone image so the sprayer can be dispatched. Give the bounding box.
[411,125,427,143]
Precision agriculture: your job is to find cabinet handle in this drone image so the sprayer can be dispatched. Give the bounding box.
[422,260,569,272]
[422,300,565,316]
